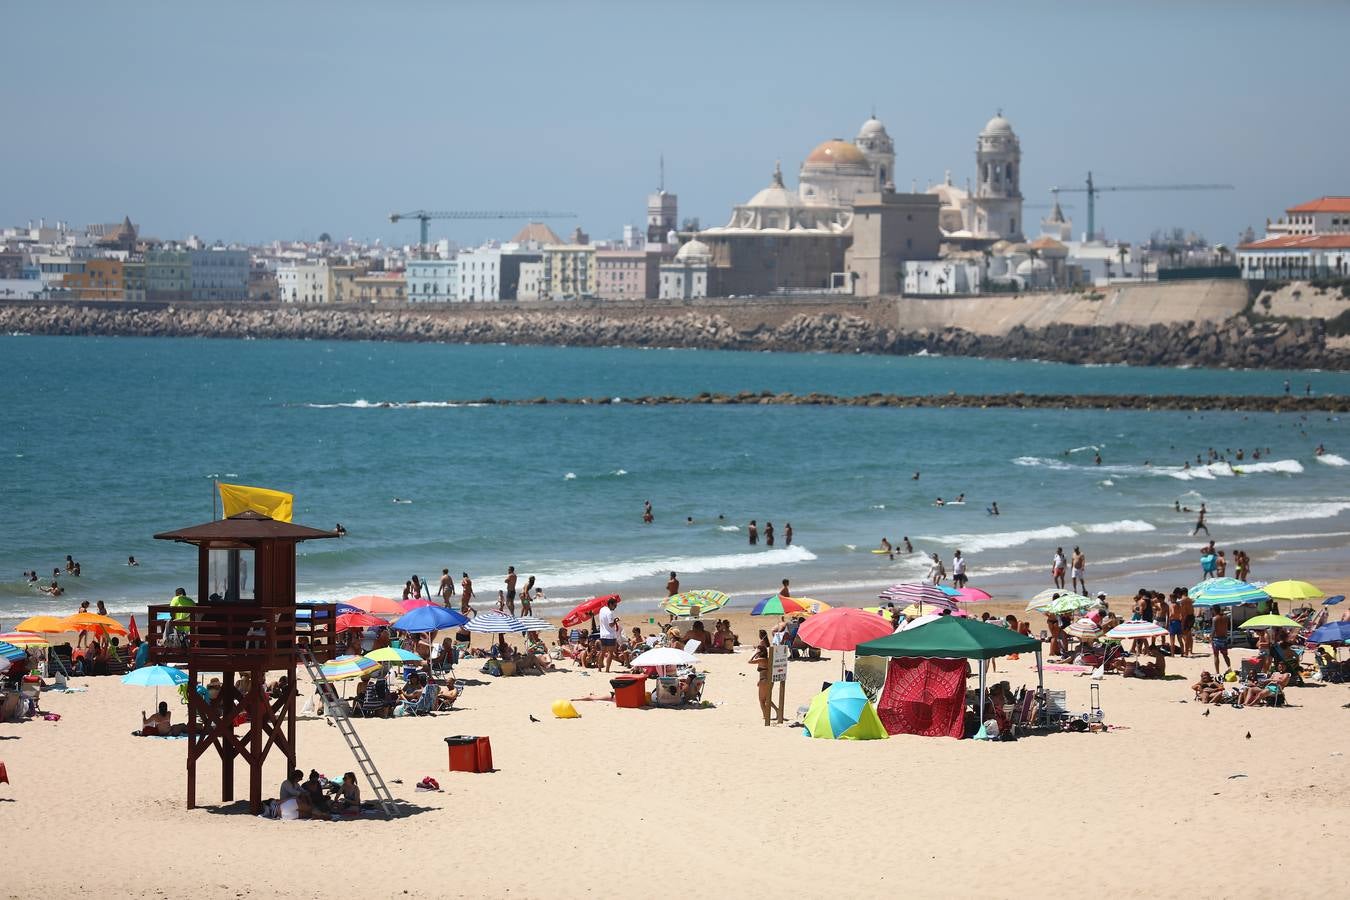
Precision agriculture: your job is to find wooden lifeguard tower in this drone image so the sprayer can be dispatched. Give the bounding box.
[146,510,339,813]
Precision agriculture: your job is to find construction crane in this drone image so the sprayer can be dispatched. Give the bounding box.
[1049,172,1234,242]
[389,209,576,257]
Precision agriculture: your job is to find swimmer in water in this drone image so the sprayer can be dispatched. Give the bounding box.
[879,537,894,560]
[127,555,139,566]
[912,471,920,480]
[902,536,913,554]
[934,497,945,507]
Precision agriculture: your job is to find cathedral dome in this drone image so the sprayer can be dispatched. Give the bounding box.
[746,163,802,208]
[857,117,887,139]
[804,139,867,167]
[675,237,711,260]
[981,113,1014,136]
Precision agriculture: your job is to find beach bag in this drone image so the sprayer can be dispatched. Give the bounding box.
[480,659,502,677]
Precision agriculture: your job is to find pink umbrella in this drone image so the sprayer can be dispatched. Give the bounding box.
[401,598,436,610]
[336,612,389,631]
[956,587,993,602]
[347,595,405,615]
[799,608,898,678]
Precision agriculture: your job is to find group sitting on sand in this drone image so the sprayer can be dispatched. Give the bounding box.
[265,768,363,820]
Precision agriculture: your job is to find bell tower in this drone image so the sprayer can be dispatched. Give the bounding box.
[974,110,1023,240]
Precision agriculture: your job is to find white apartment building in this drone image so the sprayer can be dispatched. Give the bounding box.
[1238,197,1350,280]
[276,259,330,303]
[517,261,544,301]
[405,259,458,302]
[456,247,501,301]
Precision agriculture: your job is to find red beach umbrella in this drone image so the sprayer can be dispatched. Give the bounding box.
[562,594,621,629]
[336,612,388,631]
[799,608,895,651]
[346,595,405,615]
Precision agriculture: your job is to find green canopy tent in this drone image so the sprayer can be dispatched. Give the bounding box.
[857,616,1044,736]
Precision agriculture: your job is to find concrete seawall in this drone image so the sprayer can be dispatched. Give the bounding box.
[2,279,1345,369]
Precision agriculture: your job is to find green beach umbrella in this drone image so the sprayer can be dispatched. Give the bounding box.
[1190,578,1270,606]
[1239,614,1301,630]
[1037,593,1095,614]
[662,590,729,617]
[1261,580,1322,601]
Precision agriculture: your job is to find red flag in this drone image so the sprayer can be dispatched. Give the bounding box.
[127,616,141,643]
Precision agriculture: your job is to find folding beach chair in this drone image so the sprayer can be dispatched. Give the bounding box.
[1038,689,1069,726]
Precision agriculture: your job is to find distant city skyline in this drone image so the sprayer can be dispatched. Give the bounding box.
[3,0,1346,249]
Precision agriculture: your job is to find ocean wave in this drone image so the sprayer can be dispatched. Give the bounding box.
[1013,456,1302,481]
[300,399,487,409]
[922,525,1077,553]
[563,472,576,480]
[1209,500,1350,527]
[717,525,739,532]
[522,544,818,590]
[1317,454,1349,467]
[612,469,628,476]
[1081,519,1156,535]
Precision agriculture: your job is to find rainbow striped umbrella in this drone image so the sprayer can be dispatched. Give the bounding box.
[662,590,729,617]
[751,596,811,616]
[321,654,382,682]
[1106,621,1168,640]
[1190,578,1269,607]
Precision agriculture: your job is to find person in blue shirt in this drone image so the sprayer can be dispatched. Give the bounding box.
[133,638,151,669]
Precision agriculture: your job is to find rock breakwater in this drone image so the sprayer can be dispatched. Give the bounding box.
[1,302,1344,369]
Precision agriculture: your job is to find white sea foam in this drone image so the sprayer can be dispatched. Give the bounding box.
[718,525,739,532]
[1100,479,1114,486]
[1317,454,1349,467]
[563,472,576,480]
[302,399,486,409]
[528,544,818,589]
[612,469,628,476]
[1013,456,1302,481]
[1082,519,1156,535]
[1209,500,1350,527]
[923,525,1077,553]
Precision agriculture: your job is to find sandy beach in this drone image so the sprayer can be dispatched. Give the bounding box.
[3,588,1348,900]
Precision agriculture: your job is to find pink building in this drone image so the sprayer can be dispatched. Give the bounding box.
[595,249,665,300]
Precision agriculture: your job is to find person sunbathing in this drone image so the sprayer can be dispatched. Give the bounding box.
[1241,664,1291,707]
[1192,671,1226,703]
[333,772,361,813]
[683,620,713,649]
[141,700,188,736]
[1133,647,1167,679]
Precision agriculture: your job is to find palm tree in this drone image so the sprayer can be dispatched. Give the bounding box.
[1117,244,1129,279]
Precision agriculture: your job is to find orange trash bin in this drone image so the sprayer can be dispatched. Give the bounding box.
[610,674,649,708]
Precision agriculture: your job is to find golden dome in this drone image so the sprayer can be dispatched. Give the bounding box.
[804,139,866,167]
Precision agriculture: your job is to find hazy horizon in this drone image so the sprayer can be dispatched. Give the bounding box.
[3,0,1345,249]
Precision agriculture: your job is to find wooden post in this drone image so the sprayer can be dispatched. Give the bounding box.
[769,644,788,725]
[221,669,234,802]
[186,663,197,809]
[249,680,264,814]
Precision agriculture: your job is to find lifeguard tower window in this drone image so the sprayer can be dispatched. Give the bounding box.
[209,547,255,602]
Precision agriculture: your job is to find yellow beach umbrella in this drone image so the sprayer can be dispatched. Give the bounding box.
[863,606,897,621]
[0,631,50,647]
[14,615,69,634]
[1262,580,1322,601]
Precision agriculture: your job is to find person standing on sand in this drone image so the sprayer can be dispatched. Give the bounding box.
[748,520,758,545]
[1052,548,1066,589]
[597,596,620,673]
[1193,504,1209,536]
[749,631,776,725]
[1181,589,1196,657]
[951,550,968,589]
[1167,593,1184,655]
[438,569,454,606]
[1070,547,1087,596]
[1210,607,1232,673]
[764,522,775,547]
[927,553,946,585]
[784,523,792,546]
[460,573,475,616]
[519,575,537,616]
[504,566,518,616]
[666,571,679,597]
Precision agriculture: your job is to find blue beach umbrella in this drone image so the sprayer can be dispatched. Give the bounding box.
[395,605,468,633]
[1308,621,1350,644]
[121,665,189,687]
[1190,578,1270,607]
[802,681,887,740]
[465,610,528,634]
[0,641,28,663]
[1323,595,1345,606]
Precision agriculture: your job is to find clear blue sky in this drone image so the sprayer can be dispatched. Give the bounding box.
[3,0,1346,249]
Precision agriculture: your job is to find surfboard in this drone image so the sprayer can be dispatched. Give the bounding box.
[871,549,892,554]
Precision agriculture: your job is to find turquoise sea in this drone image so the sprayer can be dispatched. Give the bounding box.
[2,335,1348,623]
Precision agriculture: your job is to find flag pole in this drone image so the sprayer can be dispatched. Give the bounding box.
[213,479,219,521]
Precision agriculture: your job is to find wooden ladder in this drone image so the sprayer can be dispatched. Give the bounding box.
[297,646,401,819]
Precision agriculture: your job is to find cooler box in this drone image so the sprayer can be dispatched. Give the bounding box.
[445,735,493,773]
[610,674,648,708]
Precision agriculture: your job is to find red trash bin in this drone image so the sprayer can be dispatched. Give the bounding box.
[610,674,649,708]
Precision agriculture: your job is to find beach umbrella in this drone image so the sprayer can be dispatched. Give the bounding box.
[346,595,405,615]
[1239,614,1302,630]
[864,606,896,620]
[0,641,27,663]
[122,663,188,703]
[956,587,993,603]
[896,613,941,632]
[1262,580,1322,601]
[630,646,698,668]
[14,615,67,633]
[1308,621,1350,644]
[751,596,811,616]
[879,583,958,610]
[321,655,382,682]
[1065,618,1101,640]
[662,590,729,617]
[0,632,49,648]
[365,647,422,664]
[1105,621,1168,640]
[401,598,437,610]
[1323,595,1345,606]
[336,612,388,631]
[802,681,887,740]
[793,598,831,615]
[561,595,621,629]
[1189,578,1269,606]
[799,607,896,679]
[466,610,528,634]
[395,605,468,633]
[515,615,554,633]
[60,612,128,635]
[1033,593,1095,614]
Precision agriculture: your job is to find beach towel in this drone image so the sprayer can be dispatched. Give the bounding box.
[876,657,967,739]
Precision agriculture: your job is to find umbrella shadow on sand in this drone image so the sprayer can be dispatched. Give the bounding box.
[201,799,438,818]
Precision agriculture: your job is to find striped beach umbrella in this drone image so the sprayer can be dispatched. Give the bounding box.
[364,647,422,664]
[515,615,554,632]
[465,610,529,634]
[1033,593,1095,614]
[0,641,28,663]
[1065,618,1102,639]
[878,583,958,611]
[321,654,382,682]
[1105,620,1168,640]
[0,632,50,648]
[751,596,812,616]
[662,590,729,617]
[1190,578,1269,607]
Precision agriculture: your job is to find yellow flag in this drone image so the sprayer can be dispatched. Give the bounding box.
[218,482,293,522]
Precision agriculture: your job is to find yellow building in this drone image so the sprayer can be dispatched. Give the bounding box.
[327,263,367,304]
[61,258,124,299]
[542,244,596,299]
[352,272,405,304]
